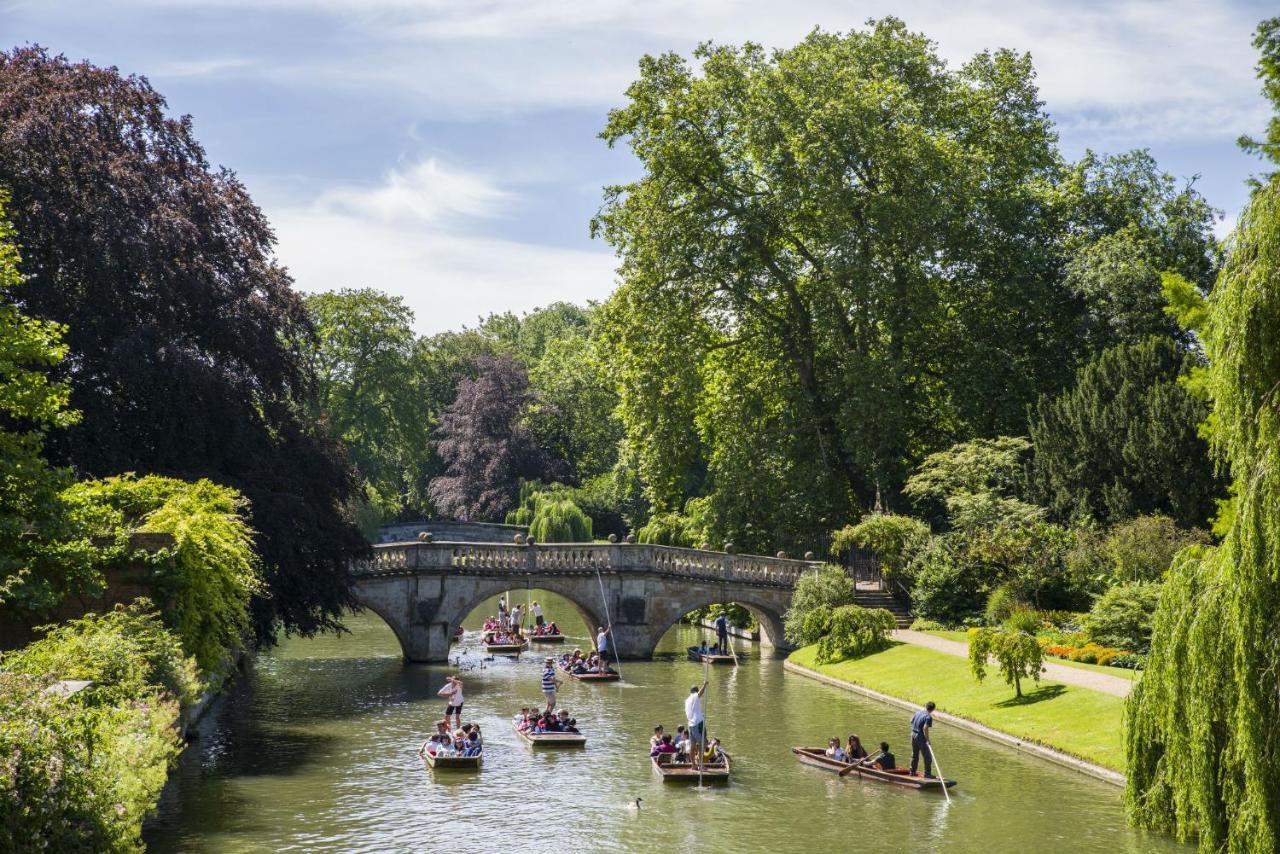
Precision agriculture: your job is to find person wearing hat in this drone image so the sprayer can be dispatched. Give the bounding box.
[541,656,561,712]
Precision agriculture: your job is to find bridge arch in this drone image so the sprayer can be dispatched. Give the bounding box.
[441,578,606,643]
[642,586,789,656]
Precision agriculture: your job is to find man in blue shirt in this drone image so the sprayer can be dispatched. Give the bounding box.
[714,611,729,653]
[910,701,936,777]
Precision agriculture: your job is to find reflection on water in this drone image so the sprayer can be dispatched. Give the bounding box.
[145,592,1185,853]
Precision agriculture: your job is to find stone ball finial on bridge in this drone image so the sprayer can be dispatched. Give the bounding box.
[607,533,618,543]
[417,531,433,543]
[804,551,815,561]
[625,533,637,544]
[776,550,788,559]
[526,537,537,546]
[514,533,526,544]
[724,542,735,554]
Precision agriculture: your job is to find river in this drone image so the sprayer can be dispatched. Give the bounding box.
[144,591,1185,853]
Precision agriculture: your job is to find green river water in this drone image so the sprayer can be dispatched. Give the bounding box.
[144,592,1185,853]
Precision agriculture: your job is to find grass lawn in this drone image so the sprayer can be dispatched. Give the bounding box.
[789,642,1126,772]
[917,630,1140,682]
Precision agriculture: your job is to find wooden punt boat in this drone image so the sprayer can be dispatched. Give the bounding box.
[791,747,956,790]
[424,751,482,770]
[558,662,620,682]
[530,633,566,643]
[687,646,737,665]
[651,752,731,783]
[484,632,529,654]
[512,715,586,747]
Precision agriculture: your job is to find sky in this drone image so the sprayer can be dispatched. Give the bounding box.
[1,0,1275,334]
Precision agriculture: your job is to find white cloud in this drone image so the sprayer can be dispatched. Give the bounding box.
[150,56,253,78]
[314,158,514,225]
[124,0,1268,142]
[266,159,617,333]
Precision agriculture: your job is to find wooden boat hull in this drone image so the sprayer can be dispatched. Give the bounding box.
[424,752,482,770]
[687,647,737,665]
[652,753,731,783]
[791,747,956,790]
[558,663,620,682]
[512,716,586,747]
[485,643,528,654]
[530,634,566,643]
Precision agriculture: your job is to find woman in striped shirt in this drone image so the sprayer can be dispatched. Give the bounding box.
[541,657,561,712]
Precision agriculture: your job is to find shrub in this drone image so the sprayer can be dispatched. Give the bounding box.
[4,600,200,709]
[1103,515,1208,584]
[908,537,986,625]
[528,496,593,542]
[1002,606,1041,635]
[783,564,856,645]
[59,475,261,675]
[1085,581,1163,653]
[815,605,897,664]
[831,513,930,585]
[909,618,946,632]
[0,602,189,852]
[968,625,1045,697]
[984,583,1027,625]
[1108,653,1145,670]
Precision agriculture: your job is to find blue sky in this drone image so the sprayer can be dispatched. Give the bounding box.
[2,0,1274,333]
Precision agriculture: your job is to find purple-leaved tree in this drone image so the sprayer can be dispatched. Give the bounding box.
[429,355,556,521]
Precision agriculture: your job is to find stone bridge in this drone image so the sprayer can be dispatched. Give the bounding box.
[350,541,822,662]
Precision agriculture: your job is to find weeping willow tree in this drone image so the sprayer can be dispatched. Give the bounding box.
[1123,175,1280,850]
[507,483,593,542]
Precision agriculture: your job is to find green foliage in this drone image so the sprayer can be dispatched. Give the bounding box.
[783,564,856,645]
[1102,515,1207,584]
[593,19,1084,549]
[636,511,699,548]
[1065,227,1183,351]
[814,605,898,665]
[1002,606,1042,635]
[832,514,930,584]
[56,475,261,675]
[507,482,593,542]
[0,601,188,852]
[0,194,80,613]
[1124,174,1280,848]
[527,496,593,543]
[1239,16,1280,174]
[3,600,200,709]
[908,537,987,625]
[968,625,1045,697]
[909,618,947,632]
[303,288,434,520]
[1030,336,1222,528]
[904,437,1032,512]
[984,583,1028,626]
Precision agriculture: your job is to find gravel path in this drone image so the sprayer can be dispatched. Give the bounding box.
[891,629,1133,698]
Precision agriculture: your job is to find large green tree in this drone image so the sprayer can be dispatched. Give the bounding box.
[0,48,365,640]
[1124,176,1280,853]
[1029,336,1220,528]
[594,20,1077,547]
[303,289,434,518]
[1126,22,1280,847]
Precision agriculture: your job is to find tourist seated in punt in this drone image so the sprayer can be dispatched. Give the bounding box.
[463,730,482,756]
[650,725,665,751]
[483,616,499,631]
[651,733,678,757]
[703,738,724,764]
[825,737,847,762]
[865,741,896,770]
[674,726,691,761]
[845,734,868,762]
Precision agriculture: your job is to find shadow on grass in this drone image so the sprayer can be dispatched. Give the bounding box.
[994,683,1067,707]
[814,640,907,666]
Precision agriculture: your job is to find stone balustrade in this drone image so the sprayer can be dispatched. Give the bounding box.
[353,540,821,589]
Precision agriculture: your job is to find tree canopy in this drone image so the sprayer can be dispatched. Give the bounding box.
[0,47,366,641]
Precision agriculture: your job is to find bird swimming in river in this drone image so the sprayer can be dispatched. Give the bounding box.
[626,798,642,812]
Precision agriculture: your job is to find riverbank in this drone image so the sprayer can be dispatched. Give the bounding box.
[786,642,1126,782]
